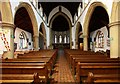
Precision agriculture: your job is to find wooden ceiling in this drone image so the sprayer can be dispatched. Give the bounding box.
[14,7,33,34]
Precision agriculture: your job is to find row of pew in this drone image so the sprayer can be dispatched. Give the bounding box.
[64,49,120,84]
[0,49,58,84]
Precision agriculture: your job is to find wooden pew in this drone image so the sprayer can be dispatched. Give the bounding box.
[2,58,53,74]
[69,55,108,67]
[2,59,54,78]
[64,49,106,65]
[83,72,120,84]
[1,49,58,83]
[75,62,120,83]
[64,49,119,84]
[71,58,120,75]
[0,73,41,84]
[17,49,58,68]
[1,64,48,83]
[17,55,56,70]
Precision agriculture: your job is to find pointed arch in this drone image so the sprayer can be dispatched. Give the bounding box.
[14,2,39,50]
[83,2,109,51]
[49,12,72,49]
[39,22,47,49]
[15,2,38,37]
[75,22,83,49]
[40,22,46,40]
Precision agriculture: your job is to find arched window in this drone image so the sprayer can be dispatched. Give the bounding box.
[67,36,69,43]
[64,35,67,43]
[59,35,62,43]
[55,35,57,43]
[96,31,104,48]
[19,32,28,49]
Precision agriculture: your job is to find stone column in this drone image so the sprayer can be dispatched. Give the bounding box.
[49,29,53,49]
[33,35,39,51]
[1,22,15,59]
[75,40,78,49]
[70,28,72,49]
[109,21,120,58]
[83,35,88,51]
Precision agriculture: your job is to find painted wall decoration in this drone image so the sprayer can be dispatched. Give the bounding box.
[0,28,10,52]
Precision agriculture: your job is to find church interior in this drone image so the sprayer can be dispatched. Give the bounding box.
[0,0,120,83]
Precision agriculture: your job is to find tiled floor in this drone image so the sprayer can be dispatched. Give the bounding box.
[51,49,75,83]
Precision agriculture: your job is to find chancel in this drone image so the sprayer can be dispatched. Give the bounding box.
[0,0,120,83]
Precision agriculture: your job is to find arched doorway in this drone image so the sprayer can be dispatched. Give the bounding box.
[50,13,71,49]
[14,3,39,51]
[39,22,46,49]
[83,2,109,51]
[75,22,83,49]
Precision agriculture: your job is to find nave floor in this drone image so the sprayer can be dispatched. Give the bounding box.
[51,49,75,83]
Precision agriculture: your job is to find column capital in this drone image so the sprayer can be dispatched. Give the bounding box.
[108,21,120,28]
[0,22,15,29]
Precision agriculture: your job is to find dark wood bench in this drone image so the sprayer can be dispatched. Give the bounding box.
[0,49,58,83]
[71,58,120,75]
[17,56,56,70]
[64,49,106,65]
[83,72,120,84]
[17,49,58,69]
[0,73,41,84]
[1,64,48,83]
[75,62,120,83]
[2,58,53,74]
[69,55,108,67]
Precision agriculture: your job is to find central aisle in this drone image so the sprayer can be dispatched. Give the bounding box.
[51,49,75,83]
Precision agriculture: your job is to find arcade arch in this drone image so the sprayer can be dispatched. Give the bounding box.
[14,2,39,51]
[83,2,109,51]
[39,22,47,49]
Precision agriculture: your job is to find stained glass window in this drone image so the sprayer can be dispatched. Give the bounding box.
[19,32,28,49]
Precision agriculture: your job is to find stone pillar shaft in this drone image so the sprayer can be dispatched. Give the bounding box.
[33,35,39,51]
[109,21,120,58]
[83,35,88,51]
[1,22,15,59]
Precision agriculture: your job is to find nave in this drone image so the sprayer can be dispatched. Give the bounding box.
[1,49,120,84]
[0,1,120,84]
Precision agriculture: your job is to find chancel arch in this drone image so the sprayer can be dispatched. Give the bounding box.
[49,12,72,49]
